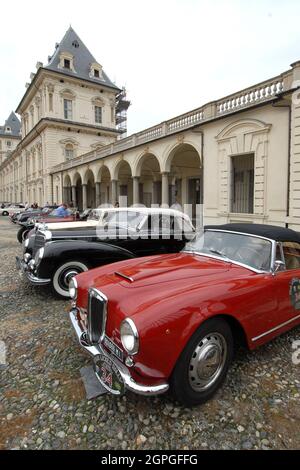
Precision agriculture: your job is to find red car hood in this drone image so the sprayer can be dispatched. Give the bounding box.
[76,252,234,299]
[110,252,232,288]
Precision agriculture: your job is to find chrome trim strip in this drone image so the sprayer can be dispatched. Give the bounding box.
[69,310,169,396]
[205,229,274,243]
[183,251,269,275]
[115,271,134,282]
[252,314,300,342]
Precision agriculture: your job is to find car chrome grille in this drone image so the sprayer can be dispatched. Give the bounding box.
[87,288,107,344]
[34,231,46,253]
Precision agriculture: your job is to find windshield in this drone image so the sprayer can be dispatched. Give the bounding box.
[184,230,272,271]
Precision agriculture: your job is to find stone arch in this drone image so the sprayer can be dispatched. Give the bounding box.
[97,164,111,204]
[132,152,162,206]
[163,142,202,215]
[83,169,96,208]
[71,172,83,210]
[63,174,72,205]
[63,173,72,186]
[83,167,97,185]
[163,141,202,174]
[113,159,133,206]
[133,151,162,178]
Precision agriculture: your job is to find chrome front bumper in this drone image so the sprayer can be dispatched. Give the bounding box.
[69,309,169,397]
[16,256,51,286]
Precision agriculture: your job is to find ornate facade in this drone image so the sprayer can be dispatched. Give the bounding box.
[1,28,300,229]
[0,27,123,204]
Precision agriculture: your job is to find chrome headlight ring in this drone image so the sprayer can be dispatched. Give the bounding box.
[120,318,139,355]
[69,277,78,300]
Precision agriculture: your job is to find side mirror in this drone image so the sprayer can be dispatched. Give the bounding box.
[273,260,285,274]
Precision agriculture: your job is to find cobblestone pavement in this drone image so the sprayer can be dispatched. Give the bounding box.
[0,216,300,450]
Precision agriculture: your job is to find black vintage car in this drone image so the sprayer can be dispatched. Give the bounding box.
[17,208,195,298]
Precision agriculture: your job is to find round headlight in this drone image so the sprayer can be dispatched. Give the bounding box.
[120,318,139,355]
[69,277,78,300]
[23,253,31,263]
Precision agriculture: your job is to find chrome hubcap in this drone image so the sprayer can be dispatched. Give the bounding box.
[188,333,227,391]
[59,269,80,289]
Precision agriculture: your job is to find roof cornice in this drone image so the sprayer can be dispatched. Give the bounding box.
[16,68,121,114]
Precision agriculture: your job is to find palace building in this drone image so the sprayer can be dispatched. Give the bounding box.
[1,27,300,229]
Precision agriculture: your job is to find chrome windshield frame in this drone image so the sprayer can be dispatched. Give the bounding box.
[183,229,276,274]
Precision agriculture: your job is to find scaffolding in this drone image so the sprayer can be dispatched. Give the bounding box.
[115,87,130,137]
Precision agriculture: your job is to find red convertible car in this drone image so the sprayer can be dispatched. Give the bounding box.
[69,224,300,406]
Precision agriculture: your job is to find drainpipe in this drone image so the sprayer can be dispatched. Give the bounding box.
[50,173,53,205]
[272,100,291,228]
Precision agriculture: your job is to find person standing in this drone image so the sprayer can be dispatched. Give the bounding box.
[55,203,69,217]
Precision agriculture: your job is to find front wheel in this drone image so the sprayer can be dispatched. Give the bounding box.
[170,318,233,406]
[2,211,9,216]
[52,260,89,299]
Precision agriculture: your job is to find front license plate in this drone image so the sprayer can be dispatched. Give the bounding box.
[94,354,125,396]
[103,335,124,361]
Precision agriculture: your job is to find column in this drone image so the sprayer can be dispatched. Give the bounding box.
[71,185,77,207]
[95,182,101,207]
[133,176,139,205]
[82,184,87,210]
[161,172,169,206]
[111,179,117,205]
[63,186,68,203]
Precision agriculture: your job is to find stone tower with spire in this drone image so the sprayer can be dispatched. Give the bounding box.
[0,111,21,165]
[14,26,123,205]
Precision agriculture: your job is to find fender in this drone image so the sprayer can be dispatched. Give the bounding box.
[36,240,135,278]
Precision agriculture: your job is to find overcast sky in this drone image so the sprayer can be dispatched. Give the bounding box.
[1,0,300,135]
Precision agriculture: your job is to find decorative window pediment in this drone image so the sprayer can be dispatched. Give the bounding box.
[91,96,105,106]
[59,138,79,147]
[60,88,76,100]
[216,119,271,141]
[90,141,105,150]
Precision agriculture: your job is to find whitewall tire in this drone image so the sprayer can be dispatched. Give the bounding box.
[52,260,89,298]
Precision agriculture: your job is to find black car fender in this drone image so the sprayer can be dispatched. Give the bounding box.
[36,240,135,278]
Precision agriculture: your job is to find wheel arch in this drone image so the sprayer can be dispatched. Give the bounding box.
[210,313,249,350]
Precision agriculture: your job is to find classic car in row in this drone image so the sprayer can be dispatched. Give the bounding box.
[16,207,91,243]
[0,203,25,216]
[69,223,300,406]
[10,205,58,225]
[17,207,195,298]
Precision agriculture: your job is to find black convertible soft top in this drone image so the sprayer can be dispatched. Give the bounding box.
[206,223,300,243]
